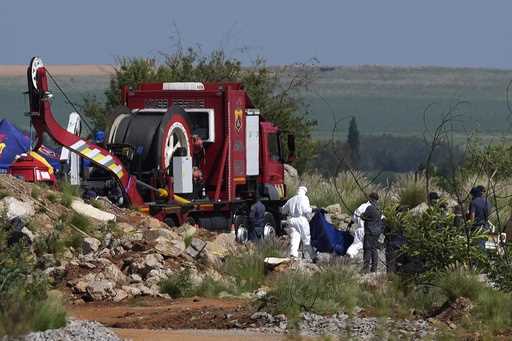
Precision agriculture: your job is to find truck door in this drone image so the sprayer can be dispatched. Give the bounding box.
[261,122,284,198]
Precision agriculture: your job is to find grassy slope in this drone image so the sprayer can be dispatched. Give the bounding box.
[1,65,512,138]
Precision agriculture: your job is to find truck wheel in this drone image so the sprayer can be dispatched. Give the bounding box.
[159,107,193,170]
[164,216,177,228]
[263,212,277,240]
[186,216,197,227]
[234,215,249,244]
[198,217,212,230]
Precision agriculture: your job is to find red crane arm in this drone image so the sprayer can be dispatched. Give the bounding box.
[27,57,144,207]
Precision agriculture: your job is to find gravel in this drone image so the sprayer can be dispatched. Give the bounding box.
[3,320,123,341]
[249,310,434,339]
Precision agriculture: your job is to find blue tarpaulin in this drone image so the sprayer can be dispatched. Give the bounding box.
[0,119,61,172]
[310,209,354,255]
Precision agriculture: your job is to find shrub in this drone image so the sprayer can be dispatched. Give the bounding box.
[70,213,91,233]
[159,268,195,298]
[183,226,196,249]
[59,182,80,208]
[300,171,378,212]
[193,276,235,298]
[60,193,72,208]
[395,173,427,208]
[434,268,512,334]
[400,206,488,280]
[222,239,285,293]
[33,231,65,258]
[31,291,67,332]
[90,199,103,209]
[63,232,83,250]
[0,215,66,336]
[269,264,361,319]
[47,192,57,203]
[436,267,485,301]
[31,186,41,199]
[159,268,235,299]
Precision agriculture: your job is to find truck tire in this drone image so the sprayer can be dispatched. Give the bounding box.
[164,216,177,228]
[158,106,193,171]
[263,212,277,240]
[197,217,211,230]
[234,215,249,244]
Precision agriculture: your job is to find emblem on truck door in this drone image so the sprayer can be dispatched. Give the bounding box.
[234,109,243,132]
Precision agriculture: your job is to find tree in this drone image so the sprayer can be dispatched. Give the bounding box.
[347,116,360,168]
[83,47,317,173]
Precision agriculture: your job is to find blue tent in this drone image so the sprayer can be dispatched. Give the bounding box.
[310,209,354,255]
[0,119,61,172]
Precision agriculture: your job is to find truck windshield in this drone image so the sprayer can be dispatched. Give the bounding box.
[268,133,281,161]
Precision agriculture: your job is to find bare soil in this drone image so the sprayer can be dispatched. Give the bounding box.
[114,329,285,341]
[67,297,296,340]
[67,297,257,330]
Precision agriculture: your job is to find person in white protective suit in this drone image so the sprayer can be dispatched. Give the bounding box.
[281,186,317,261]
[346,200,372,258]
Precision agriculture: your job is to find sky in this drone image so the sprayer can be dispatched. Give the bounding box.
[2,1,512,68]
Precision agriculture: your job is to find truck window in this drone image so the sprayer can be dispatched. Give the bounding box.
[268,133,281,161]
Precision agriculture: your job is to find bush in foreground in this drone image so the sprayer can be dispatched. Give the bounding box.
[0,215,67,336]
[268,264,361,319]
[159,268,235,298]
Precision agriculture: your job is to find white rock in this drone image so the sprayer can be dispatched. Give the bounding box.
[154,237,185,257]
[144,253,164,269]
[72,280,89,294]
[102,263,128,285]
[129,274,143,283]
[143,228,179,241]
[0,196,34,219]
[122,285,142,297]
[113,289,129,302]
[71,199,116,222]
[82,237,101,254]
[20,226,35,242]
[86,280,115,301]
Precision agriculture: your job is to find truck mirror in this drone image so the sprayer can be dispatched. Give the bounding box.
[287,134,296,163]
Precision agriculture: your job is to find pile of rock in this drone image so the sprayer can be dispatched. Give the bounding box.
[65,222,226,302]
[21,320,122,341]
[248,310,433,339]
[0,175,232,303]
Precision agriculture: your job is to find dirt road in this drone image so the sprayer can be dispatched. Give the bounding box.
[67,297,296,340]
[114,328,286,341]
[68,297,255,330]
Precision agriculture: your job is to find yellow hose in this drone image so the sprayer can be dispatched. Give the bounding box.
[173,194,191,205]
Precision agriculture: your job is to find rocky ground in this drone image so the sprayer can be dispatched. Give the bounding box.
[0,174,441,340]
[3,320,122,341]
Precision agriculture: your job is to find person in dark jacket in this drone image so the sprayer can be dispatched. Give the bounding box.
[362,192,384,273]
[249,195,266,241]
[469,186,491,229]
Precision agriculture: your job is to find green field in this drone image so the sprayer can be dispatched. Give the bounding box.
[304,66,512,138]
[2,65,512,138]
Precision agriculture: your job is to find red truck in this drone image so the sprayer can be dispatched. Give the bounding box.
[15,57,295,240]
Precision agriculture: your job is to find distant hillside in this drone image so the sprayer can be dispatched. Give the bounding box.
[1,64,512,138]
[0,65,112,130]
